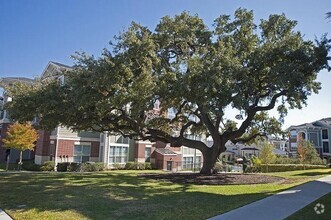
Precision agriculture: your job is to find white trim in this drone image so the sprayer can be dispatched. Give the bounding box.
[109,143,130,147]
[136,140,155,144]
[54,127,59,171]
[74,141,92,145]
[49,136,99,142]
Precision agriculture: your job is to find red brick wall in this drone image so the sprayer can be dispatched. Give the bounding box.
[57,140,75,157]
[134,142,146,159]
[91,142,99,157]
[152,150,181,170]
[57,140,99,158]
[35,130,51,156]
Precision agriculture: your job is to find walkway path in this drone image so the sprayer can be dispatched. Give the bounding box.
[209,175,331,220]
[0,209,12,220]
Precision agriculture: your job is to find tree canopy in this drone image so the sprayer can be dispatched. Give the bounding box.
[5,8,330,174]
[2,122,38,168]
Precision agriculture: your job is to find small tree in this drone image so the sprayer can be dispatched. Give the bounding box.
[2,122,38,170]
[297,135,308,169]
[259,140,276,172]
[297,138,323,167]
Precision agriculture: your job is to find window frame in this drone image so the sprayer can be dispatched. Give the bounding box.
[73,143,91,163]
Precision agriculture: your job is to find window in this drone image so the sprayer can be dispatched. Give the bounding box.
[183,147,196,155]
[109,146,128,163]
[323,142,329,153]
[145,147,151,162]
[73,144,91,163]
[322,129,328,140]
[195,156,201,169]
[183,157,193,169]
[309,133,319,146]
[299,132,306,140]
[109,135,129,144]
[290,130,297,137]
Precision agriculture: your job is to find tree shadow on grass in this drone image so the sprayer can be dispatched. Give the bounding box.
[293,170,331,177]
[0,172,296,220]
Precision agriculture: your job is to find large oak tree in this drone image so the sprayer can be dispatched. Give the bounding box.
[5,9,330,174]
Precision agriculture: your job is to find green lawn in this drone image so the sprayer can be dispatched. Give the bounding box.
[0,169,330,220]
[286,192,331,220]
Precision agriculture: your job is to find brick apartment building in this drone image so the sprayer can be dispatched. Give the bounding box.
[0,62,203,171]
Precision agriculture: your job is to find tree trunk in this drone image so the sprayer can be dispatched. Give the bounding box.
[6,154,10,171]
[200,143,224,175]
[18,151,23,171]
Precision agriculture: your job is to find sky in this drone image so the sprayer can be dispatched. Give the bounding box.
[0,0,330,128]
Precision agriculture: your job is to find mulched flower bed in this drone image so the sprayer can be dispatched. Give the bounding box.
[139,173,285,185]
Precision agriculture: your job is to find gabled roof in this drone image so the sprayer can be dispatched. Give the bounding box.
[0,77,35,88]
[41,61,73,79]
[154,148,177,155]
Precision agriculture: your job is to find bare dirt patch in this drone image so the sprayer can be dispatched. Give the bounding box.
[139,173,285,185]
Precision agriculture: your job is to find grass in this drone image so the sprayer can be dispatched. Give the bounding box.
[0,169,330,220]
[286,192,331,220]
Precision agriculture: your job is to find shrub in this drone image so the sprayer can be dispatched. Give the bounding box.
[57,162,70,172]
[144,162,152,170]
[93,162,105,171]
[40,161,55,171]
[245,165,261,173]
[213,162,226,173]
[124,162,135,170]
[112,163,124,170]
[80,162,105,172]
[124,162,152,170]
[309,157,327,165]
[251,156,262,167]
[273,156,300,164]
[136,162,145,170]
[22,161,41,171]
[245,164,328,173]
[67,162,81,172]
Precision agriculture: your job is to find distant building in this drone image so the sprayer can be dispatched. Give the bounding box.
[0,77,36,163]
[220,138,288,163]
[288,118,331,163]
[0,62,204,171]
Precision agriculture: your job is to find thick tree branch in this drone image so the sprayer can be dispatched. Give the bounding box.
[197,106,219,139]
[231,132,266,144]
[224,90,287,141]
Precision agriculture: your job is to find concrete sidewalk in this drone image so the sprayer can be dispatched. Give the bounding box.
[0,209,12,220]
[209,175,331,220]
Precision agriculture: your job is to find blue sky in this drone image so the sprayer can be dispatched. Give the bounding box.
[0,0,330,128]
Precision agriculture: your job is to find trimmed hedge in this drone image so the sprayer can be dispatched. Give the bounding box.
[57,162,105,172]
[22,161,41,171]
[57,162,70,172]
[81,162,104,172]
[246,164,328,173]
[124,162,153,170]
[67,163,81,172]
[40,161,55,171]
